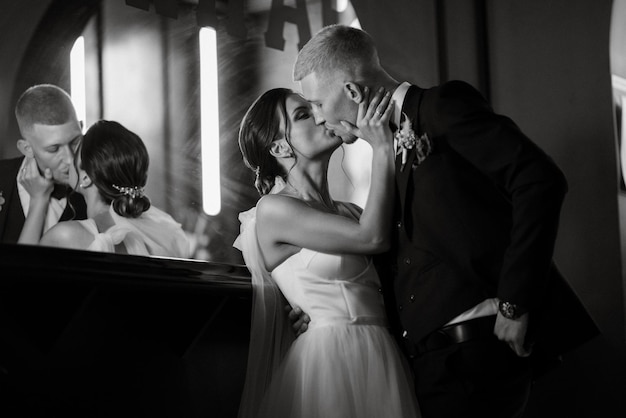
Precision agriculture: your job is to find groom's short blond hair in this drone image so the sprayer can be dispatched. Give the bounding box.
[293,24,380,83]
[15,84,77,136]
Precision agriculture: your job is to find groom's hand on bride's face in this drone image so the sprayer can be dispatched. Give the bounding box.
[286,305,310,337]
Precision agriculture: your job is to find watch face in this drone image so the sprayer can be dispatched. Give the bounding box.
[499,301,517,319]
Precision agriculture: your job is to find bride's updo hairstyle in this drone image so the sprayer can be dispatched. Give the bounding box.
[238,88,293,195]
[80,120,151,218]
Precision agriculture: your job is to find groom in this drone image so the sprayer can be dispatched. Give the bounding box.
[292,24,598,417]
[0,84,86,243]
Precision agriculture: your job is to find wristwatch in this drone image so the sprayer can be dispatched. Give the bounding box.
[498,301,523,320]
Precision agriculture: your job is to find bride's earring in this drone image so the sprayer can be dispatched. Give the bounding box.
[79,175,92,189]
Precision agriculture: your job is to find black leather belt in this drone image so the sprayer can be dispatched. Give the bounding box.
[410,315,497,356]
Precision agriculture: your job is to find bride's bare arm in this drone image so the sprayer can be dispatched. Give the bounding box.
[17,158,53,245]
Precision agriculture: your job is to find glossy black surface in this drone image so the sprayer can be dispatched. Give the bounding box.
[0,243,252,417]
[0,243,251,290]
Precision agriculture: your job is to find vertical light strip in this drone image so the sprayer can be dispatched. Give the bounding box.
[199,27,221,216]
[337,0,349,12]
[70,36,87,132]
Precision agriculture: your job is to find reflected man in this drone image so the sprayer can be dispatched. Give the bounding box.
[0,84,86,243]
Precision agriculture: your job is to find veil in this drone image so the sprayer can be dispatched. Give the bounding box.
[233,177,295,418]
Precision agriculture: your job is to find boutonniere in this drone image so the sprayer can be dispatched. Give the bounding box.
[394,112,432,171]
[0,191,4,213]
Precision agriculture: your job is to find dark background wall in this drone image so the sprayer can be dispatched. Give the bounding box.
[0,0,624,416]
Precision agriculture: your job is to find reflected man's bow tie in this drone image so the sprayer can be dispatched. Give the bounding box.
[393,112,432,171]
[51,184,72,200]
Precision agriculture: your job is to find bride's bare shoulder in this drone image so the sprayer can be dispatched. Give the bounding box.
[40,220,93,248]
[256,193,305,218]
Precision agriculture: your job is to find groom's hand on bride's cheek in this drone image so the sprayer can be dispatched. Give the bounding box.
[286,305,310,337]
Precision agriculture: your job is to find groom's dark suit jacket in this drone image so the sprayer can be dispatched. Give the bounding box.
[0,156,87,243]
[379,81,598,365]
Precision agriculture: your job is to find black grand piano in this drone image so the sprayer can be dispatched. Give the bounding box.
[0,243,252,417]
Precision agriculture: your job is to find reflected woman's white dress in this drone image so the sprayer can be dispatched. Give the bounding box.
[235,190,420,418]
[78,205,191,258]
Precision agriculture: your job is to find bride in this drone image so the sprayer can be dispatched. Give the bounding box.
[235,86,420,417]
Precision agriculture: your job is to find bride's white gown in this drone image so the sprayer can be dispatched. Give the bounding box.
[262,248,420,417]
[237,200,421,418]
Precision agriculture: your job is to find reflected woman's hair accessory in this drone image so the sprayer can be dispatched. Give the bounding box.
[112,184,145,199]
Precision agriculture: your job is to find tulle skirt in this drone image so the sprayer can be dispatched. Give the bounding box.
[255,323,421,418]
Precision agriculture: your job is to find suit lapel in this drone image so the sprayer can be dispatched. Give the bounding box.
[0,157,26,243]
[395,86,424,222]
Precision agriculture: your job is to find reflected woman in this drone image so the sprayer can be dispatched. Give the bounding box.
[235,87,420,418]
[30,120,190,257]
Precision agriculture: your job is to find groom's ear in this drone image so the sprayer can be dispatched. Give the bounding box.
[343,82,364,104]
[17,139,35,158]
[269,139,294,158]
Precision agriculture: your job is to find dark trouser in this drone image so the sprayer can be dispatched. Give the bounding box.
[409,318,532,418]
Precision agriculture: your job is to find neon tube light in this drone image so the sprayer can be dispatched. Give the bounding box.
[70,36,86,132]
[199,27,221,216]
